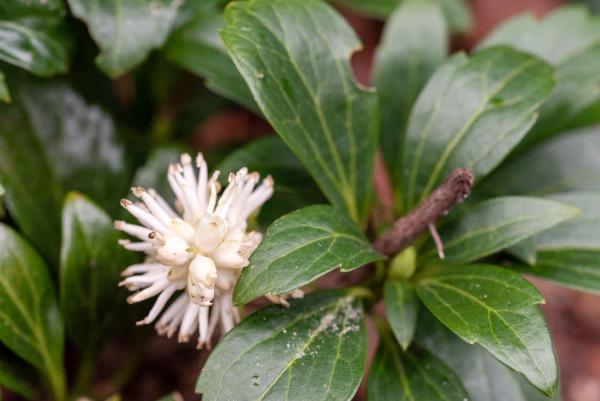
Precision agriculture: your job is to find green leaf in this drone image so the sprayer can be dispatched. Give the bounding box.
[416,264,557,395]
[367,333,469,401]
[509,192,600,263]
[197,291,367,401]
[0,70,9,102]
[217,135,325,224]
[332,0,472,33]
[0,344,37,399]
[68,0,182,77]
[480,6,600,143]
[515,250,600,295]
[0,80,129,265]
[60,193,137,352]
[374,0,447,211]
[164,10,258,113]
[383,280,418,350]
[0,98,63,265]
[0,224,65,399]
[420,196,578,265]
[222,0,378,222]
[0,0,65,19]
[481,126,600,197]
[403,46,554,209]
[20,81,130,213]
[0,17,71,77]
[234,205,383,305]
[415,309,557,401]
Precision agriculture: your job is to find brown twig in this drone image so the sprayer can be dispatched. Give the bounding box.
[373,168,474,257]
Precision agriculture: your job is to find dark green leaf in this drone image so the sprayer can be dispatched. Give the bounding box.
[0,224,65,397]
[403,47,554,209]
[164,10,258,113]
[0,344,37,399]
[19,81,130,213]
[217,135,325,224]
[480,6,600,143]
[0,70,9,102]
[0,98,63,265]
[60,193,137,352]
[0,0,64,19]
[374,0,447,211]
[222,0,377,222]
[68,0,182,77]
[234,205,383,305]
[509,192,600,263]
[421,196,577,265]
[332,0,472,33]
[197,291,367,401]
[481,126,600,197]
[416,264,557,395]
[515,250,600,295]
[415,309,557,401]
[367,333,469,401]
[0,17,71,77]
[383,280,418,350]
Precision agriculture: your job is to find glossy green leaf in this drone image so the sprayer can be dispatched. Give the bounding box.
[420,196,578,265]
[509,192,600,263]
[197,291,367,401]
[217,135,325,224]
[234,205,383,305]
[164,10,258,113]
[383,280,418,350]
[0,224,65,399]
[481,6,600,143]
[516,250,600,295]
[374,0,447,211]
[415,309,557,401]
[0,99,63,265]
[19,81,130,213]
[367,335,469,401]
[222,0,377,222]
[0,344,37,399]
[481,126,600,197]
[0,70,9,102]
[403,47,554,209]
[60,193,137,352]
[416,264,557,395]
[68,0,182,77]
[0,17,71,77]
[332,0,472,33]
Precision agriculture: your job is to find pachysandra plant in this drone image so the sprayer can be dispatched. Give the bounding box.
[0,0,599,400]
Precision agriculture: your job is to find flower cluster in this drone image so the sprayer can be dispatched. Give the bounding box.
[115,153,273,348]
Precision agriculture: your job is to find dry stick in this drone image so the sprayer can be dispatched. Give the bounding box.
[373,168,474,257]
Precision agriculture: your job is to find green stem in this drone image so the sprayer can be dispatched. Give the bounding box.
[73,349,95,397]
[46,364,67,401]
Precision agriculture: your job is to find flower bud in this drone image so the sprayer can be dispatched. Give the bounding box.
[156,234,193,266]
[188,255,218,305]
[195,215,227,254]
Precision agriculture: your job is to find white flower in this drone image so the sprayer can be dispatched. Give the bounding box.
[115,153,273,348]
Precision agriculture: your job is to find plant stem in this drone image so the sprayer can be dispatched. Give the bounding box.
[46,365,67,401]
[373,168,474,257]
[73,349,95,397]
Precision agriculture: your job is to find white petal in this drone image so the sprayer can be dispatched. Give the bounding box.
[137,284,178,325]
